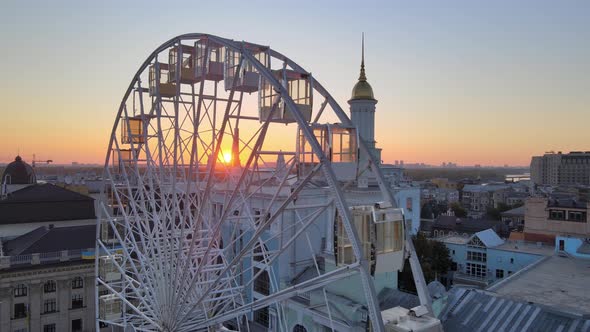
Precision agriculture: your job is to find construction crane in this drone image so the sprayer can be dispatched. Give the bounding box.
[32,154,53,168]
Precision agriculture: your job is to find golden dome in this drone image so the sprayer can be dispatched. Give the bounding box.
[351,79,374,100]
[350,34,375,101]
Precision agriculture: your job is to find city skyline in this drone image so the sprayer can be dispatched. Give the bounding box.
[1,1,589,166]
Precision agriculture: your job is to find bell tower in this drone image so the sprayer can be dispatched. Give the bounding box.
[348,34,381,167]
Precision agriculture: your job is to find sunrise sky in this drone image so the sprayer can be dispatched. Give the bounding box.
[0,1,588,166]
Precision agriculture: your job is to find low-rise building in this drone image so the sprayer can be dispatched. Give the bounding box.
[461,184,510,218]
[524,197,589,243]
[501,205,525,230]
[431,178,459,190]
[438,229,547,288]
[0,225,113,332]
[423,213,508,238]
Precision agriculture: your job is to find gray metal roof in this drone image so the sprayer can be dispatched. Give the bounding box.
[441,288,590,332]
[501,205,525,217]
[473,229,505,248]
[378,287,420,310]
[4,225,95,255]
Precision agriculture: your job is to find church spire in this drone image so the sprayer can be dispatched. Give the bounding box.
[350,33,374,100]
[359,32,367,82]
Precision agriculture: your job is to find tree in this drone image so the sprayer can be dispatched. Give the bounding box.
[398,233,453,293]
[449,202,467,218]
[421,203,434,219]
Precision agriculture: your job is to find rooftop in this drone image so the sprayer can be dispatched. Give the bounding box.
[428,215,508,236]
[441,287,590,332]
[501,205,525,217]
[0,183,95,224]
[463,184,509,193]
[3,224,95,255]
[494,240,555,256]
[489,255,590,315]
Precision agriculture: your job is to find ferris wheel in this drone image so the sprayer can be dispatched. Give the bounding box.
[95,33,429,332]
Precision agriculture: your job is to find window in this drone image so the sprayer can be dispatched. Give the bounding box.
[567,211,587,222]
[43,324,56,332]
[72,277,84,289]
[452,250,455,255]
[253,307,269,328]
[293,324,308,332]
[14,284,27,297]
[549,210,565,220]
[508,270,513,275]
[43,280,56,293]
[43,299,57,314]
[71,294,84,309]
[465,262,486,278]
[375,219,403,253]
[72,319,83,332]
[467,236,485,248]
[510,258,514,264]
[13,303,27,319]
[406,197,413,212]
[336,210,371,265]
[14,328,28,332]
[253,267,270,296]
[495,269,504,279]
[466,251,487,262]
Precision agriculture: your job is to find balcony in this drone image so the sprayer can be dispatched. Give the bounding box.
[0,248,95,270]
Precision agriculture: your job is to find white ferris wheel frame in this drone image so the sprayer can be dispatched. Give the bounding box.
[95,33,432,332]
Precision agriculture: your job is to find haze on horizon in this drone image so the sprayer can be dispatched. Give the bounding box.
[0,0,588,167]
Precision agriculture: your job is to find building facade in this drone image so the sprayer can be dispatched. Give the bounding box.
[461,184,509,218]
[524,197,590,242]
[440,229,545,288]
[530,151,590,186]
[0,225,110,332]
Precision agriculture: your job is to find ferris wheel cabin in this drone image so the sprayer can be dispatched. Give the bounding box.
[99,294,123,321]
[224,45,269,93]
[298,123,359,181]
[148,63,176,98]
[194,38,225,82]
[260,69,313,124]
[168,44,198,84]
[120,116,145,144]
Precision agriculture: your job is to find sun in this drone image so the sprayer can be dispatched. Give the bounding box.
[222,151,232,164]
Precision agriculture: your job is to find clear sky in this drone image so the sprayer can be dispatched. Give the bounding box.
[0,0,588,166]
